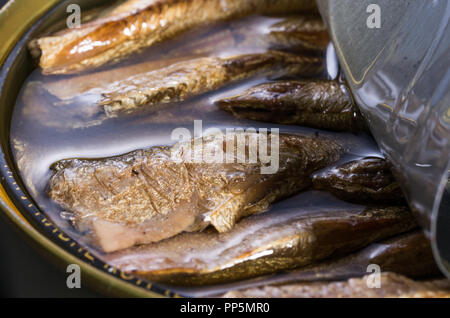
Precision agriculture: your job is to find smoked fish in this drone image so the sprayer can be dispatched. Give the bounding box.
[104,206,416,285]
[99,51,323,117]
[30,0,318,74]
[312,157,404,204]
[48,132,341,252]
[187,231,437,296]
[243,231,439,287]
[216,80,365,131]
[223,272,450,298]
[40,15,327,104]
[231,15,329,53]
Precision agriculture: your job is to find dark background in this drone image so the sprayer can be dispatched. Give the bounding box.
[0,217,99,297]
[0,0,98,298]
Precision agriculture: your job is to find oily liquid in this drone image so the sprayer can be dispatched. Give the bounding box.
[10,15,382,296]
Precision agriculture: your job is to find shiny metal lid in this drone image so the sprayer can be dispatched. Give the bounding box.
[317,0,450,277]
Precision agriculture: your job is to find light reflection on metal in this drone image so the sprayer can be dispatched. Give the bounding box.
[317,0,450,278]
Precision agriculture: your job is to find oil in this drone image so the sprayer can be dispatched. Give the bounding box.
[9,13,382,295]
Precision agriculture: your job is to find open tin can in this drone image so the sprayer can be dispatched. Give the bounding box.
[0,0,448,297]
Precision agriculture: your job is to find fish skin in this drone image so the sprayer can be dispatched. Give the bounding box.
[266,15,329,52]
[31,0,318,74]
[222,272,450,298]
[193,231,436,296]
[364,231,440,278]
[254,231,439,285]
[231,15,329,53]
[40,14,328,106]
[48,132,342,253]
[100,51,323,117]
[312,157,405,204]
[217,80,366,132]
[42,55,198,103]
[24,52,321,131]
[104,206,416,285]
[39,15,327,104]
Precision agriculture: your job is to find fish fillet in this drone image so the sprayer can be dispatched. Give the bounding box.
[217,80,366,131]
[104,206,416,285]
[223,272,450,298]
[48,132,342,252]
[30,0,318,74]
